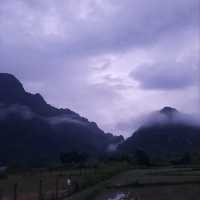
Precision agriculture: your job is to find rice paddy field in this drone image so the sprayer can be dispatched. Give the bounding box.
[0,162,128,200]
[66,167,200,200]
[1,165,200,200]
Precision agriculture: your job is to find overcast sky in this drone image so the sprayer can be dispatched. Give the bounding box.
[0,0,199,137]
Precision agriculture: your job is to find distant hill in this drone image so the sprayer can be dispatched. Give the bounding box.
[0,73,124,166]
[119,107,200,158]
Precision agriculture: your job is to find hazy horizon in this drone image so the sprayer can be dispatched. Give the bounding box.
[0,0,199,137]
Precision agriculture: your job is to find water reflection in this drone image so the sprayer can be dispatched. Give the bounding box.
[104,183,200,200]
[108,193,126,200]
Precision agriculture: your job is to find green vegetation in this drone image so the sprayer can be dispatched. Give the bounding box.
[71,167,200,200]
[1,154,200,200]
[0,161,130,200]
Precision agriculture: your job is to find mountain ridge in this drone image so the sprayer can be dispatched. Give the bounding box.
[0,73,124,166]
[119,107,200,157]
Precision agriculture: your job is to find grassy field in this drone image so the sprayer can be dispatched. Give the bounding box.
[1,165,200,200]
[0,162,129,200]
[65,167,200,200]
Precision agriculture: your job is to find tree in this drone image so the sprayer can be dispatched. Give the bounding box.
[180,152,191,165]
[60,152,88,165]
[135,149,151,166]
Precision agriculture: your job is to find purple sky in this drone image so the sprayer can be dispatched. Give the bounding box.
[0,0,199,137]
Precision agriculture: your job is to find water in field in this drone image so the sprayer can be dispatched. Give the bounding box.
[107,193,126,200]
[98,184,200,200]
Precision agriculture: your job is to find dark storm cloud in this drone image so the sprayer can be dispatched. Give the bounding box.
[0,0,197,75]
[130,61,198,90]
[0,0,198,62]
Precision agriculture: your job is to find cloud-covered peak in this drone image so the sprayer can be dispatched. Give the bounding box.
[160,106,178,114]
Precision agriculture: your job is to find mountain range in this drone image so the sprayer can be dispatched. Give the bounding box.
[0,73,124,166]
[0,73,199,166]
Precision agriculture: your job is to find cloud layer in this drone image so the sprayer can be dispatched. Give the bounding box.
[0,0,199,137]
[130,61,197,90]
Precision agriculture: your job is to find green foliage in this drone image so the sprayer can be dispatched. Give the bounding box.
[135,149,151,166]
[60,152,88,165]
